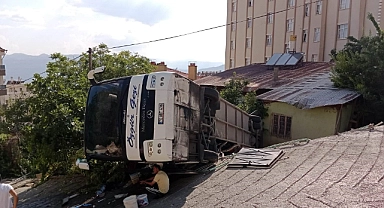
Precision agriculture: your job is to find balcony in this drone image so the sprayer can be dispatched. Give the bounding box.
[0,85,6,96]
[0,65,5,76]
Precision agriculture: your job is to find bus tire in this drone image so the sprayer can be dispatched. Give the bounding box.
[250,115,262,130]
[203,87,220,116]
[203,87,220,103]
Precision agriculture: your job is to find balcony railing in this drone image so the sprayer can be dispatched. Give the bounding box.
[0,65,5,76]
[0,85,7,96]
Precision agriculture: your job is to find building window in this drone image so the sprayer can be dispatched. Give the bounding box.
[314,27,320,42]
[245,58,250,65]
[248,0,253,7]
[247,18,252,28]
[340,0,350,9]
[302,29,308,42]
[267,13,274,24]
[287,19,294,32]
[304,3,310,16]
[230,40,235,50]
[338,24,348,39]
[231,22,236,31]
[232,2,236,12]
[287,0,295,8]
[266,35,272,46]
[246,38,251,48]
[311,54,318,62]
[230,59,234,68]
[316,0,322,15]
[272,114,292,139]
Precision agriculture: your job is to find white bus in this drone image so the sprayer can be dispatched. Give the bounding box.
[77,67,261,171]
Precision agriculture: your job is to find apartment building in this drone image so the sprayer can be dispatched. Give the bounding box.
[226,0,384,69]
[4,78,31,105]
[0,47,31,105]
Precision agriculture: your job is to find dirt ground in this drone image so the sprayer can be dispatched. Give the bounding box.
[12,173,202,208]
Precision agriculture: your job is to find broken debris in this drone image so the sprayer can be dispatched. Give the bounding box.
[96,185,106,198]
[114,193,128,199]
[227,148,283,169]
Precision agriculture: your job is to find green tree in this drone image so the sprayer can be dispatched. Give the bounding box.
[330,13,384,123]
[1,44,154,176]
[238,91,268,118]
[220,72,248,106]
[220,72,268,118]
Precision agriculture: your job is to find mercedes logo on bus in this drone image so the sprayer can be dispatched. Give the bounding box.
[147,110,154,119]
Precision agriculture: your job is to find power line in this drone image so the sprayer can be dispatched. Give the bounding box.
[22,2,315,82]
[23,71,46,82]
[108,1,314,50]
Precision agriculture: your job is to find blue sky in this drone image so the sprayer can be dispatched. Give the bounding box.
[0,0,226,63]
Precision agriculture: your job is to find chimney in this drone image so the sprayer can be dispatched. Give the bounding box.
[155,62,167,72]
[273,67,279,82]
[188,63,197,80]
[289,35,297,53]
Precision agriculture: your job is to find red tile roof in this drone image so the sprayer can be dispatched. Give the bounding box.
[194,62,332,91]
[165,68,189,78]
[165,68,207,79]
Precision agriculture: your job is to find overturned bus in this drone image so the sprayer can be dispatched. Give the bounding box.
[77,67,262,171]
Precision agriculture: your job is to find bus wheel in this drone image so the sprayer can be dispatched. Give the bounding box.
[203,87,220,116]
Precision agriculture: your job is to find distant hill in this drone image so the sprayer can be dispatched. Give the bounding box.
[4,53,50,81]
[199,64,225,72]
[153,61,224,73]
[3,53,79,81]
[3,53,224,82]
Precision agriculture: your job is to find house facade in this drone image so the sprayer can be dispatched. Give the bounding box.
[195,59,360,147]
[258,72,359,146]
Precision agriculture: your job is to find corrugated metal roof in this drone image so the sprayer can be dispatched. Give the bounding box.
[194,62,332,90]
[257,72,360,109]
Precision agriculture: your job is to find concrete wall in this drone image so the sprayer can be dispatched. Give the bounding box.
[338,103,355,133]
[262,101,354,147]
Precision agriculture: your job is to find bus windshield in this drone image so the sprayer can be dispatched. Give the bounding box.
[84,82,123,158]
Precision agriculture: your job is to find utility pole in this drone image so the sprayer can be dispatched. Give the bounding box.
[87,48,92,72]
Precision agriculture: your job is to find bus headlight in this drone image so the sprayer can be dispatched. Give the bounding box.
[148,141,154,156]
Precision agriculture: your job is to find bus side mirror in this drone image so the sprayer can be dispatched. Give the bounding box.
[88,66,105,86]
